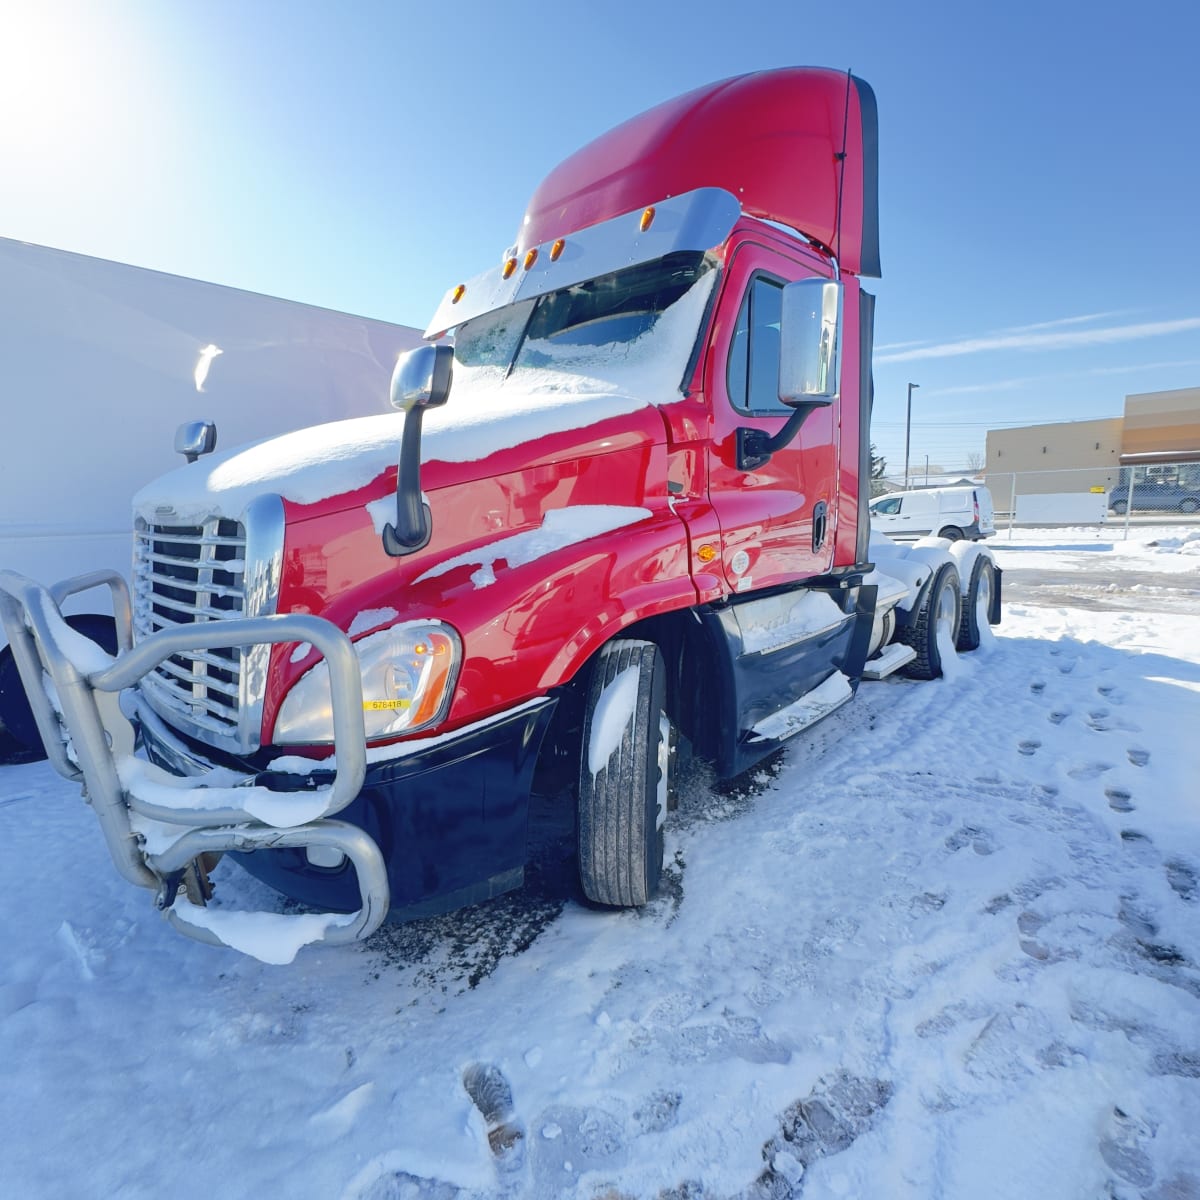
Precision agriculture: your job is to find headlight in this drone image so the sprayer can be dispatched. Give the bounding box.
[274,621,461,745]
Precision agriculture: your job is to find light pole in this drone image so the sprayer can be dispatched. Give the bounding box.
[903,382,920,490]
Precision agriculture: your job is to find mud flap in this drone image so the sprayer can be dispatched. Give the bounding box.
[840,583,878,686]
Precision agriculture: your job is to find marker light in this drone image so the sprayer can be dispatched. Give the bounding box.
[550,239,566,261]
[640,206,656,232]
[697,544,717,563]
[502,257,518,279]
[523,248,538,271]
[451,284,466,304]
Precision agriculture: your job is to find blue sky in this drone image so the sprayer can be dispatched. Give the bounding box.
[3,0,1198,473]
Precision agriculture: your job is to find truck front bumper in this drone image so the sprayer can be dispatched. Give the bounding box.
[0,568,554,959]
[139,694,558,920]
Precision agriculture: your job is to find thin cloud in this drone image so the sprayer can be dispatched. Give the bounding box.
[998,311,1131,335]
[875,311,1131,355]
[876,317,1200,364]
[922,359,1200,397]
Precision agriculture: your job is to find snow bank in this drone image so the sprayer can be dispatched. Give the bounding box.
[2,529,1198,1198]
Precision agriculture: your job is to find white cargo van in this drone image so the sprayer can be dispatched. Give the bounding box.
[0,237,423,761]
[870,485,995,541]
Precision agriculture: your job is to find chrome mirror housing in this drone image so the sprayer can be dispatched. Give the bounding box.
[780,278,842,404]
[390,344,453,413]
[174,420,217,463]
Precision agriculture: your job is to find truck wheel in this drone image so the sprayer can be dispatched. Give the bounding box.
[1111,500,1127,515]
[900,563,961,680]
[578,639,670,907]
[0,615,119,764]
[956,556,996,651]
[1180,497,1199,514]
[937,526,964,541]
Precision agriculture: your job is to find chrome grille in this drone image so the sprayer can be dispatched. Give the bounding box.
[131,494,285,753]
[133,517,247,736]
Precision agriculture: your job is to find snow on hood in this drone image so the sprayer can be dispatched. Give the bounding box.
[132,271,711,525]
[132,386,651,523]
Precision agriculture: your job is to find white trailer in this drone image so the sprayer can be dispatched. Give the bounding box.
[0,236,422,761]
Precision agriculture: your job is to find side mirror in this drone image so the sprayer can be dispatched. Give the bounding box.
[383,344,453,557]
[780,278,842,403]
[390,344,453,413]
[175,420,217,464]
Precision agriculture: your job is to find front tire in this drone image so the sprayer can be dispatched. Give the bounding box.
[1180,497,1199,514]
[578,639,669,907]
[938,525,964,541]
[1111,500,1128,515]
[0,615,118,764]
[901,563,961,680]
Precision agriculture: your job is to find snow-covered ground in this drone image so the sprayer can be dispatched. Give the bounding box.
[3,528,1198,1200]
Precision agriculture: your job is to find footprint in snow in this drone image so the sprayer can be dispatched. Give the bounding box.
[1017,739,1040,756]
[1099,1105,1156,1190]
[1154,1050,1200,1078]
[1030,680,1046,695]
[352,1170,460,1200]
[633,1089,682,1134]
[754,1071,893,1198]
[1048,710,1070,725]
[462,1062,525,1173]
[945,825,996,855]
[1017,911,1055,962]
[1120,829,1162,869]
[1067,762,1114,781]
[1166,859,1198,903]
[1105,787,1135,813]
[529,1103,626,1183]
[1127,747,1151,767]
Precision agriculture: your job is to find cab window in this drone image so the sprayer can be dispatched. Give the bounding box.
[873,497,902,515]
[727,276,789,416]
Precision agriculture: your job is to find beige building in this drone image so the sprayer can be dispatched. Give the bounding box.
[985,386,1200,504]
[1122,387,1200,462]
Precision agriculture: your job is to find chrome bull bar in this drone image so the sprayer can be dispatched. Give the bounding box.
[0,568,389,956]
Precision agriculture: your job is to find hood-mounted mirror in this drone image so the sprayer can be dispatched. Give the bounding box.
[382,344,453,556]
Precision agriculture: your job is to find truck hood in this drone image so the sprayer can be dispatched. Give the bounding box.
[132,383,657,525]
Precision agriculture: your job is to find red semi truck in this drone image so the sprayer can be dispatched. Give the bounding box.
[0,68,999,959]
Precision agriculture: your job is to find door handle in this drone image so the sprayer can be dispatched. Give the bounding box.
[813,501,828,552]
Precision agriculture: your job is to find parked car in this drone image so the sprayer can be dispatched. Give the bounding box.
[1108,481,1200,515]
[869,486,995,541]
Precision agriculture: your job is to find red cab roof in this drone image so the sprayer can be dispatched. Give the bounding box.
[517,67,880,277]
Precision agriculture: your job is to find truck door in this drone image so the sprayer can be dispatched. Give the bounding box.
[704,241,840,592]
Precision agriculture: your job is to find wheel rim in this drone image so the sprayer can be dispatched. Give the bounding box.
[936,580,958,643]
[655,713,671,831]
[975,568,991,626]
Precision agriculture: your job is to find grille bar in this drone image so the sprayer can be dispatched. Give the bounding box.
[142,568,246,600]
[133,516,248,736]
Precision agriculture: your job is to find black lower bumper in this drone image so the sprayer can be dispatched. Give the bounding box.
[146,698,558,922]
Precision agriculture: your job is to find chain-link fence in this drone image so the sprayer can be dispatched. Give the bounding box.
[986,459,1200,537]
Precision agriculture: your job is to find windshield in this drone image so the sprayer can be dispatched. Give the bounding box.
[453,252,716,398]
